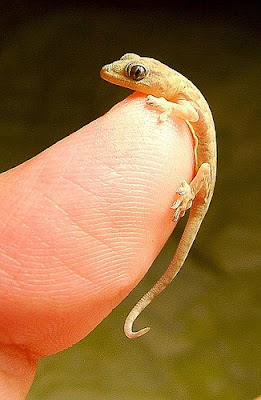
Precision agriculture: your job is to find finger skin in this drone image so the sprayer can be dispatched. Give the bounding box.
[0,92,194,396]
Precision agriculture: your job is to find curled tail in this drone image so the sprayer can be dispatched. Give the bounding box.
[124,201,208,339]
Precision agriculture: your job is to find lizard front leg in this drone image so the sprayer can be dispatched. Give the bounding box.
[146,95,199,122]
[171,163,211,221]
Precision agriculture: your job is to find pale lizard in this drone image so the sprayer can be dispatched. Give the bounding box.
[100,53,217,339]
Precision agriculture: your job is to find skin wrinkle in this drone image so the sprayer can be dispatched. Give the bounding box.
[107,153,165,174]
[42,191,121,255]
[0,266,21,298]
[1,139,184,299]
[0,267,17,282]
[0,251,22,270]
[48,175,151,252]
[0,171,38,218]
[1,150,65,215]
[70,126,168,185]
[1,214,36,245]
[2,189,135,295]
[4,216,53,252]
[0,327,44,360]
[37,180,121,249]
[58,175,117,225]
[0,188,35,235]
[63,163,163,207]
[100,170,165,207]
[5,262,95,296]
[34,141,77,189]
[0,344,38,379]
[2,213,103,292]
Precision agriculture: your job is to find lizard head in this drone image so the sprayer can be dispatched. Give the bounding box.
[100,53,182,99]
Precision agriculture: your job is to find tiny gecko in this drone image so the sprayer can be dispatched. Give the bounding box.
[100,53,217,339]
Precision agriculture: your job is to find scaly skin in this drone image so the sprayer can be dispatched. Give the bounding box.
[100,53,217,339]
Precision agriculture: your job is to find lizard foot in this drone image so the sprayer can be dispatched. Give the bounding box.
[146,95,171,122]
[146,95,166,108]
[170,180,194,222]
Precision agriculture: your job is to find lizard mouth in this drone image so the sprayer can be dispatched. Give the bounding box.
[100,64,119,83]
[100,64,110,75]
[100,64,124,81]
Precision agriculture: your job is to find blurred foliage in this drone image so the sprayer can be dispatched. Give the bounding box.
[1,2,260,399]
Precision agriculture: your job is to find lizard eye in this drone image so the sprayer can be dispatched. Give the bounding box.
[125,63,148,81]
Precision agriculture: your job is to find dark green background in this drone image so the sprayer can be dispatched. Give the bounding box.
[1,2,260,399]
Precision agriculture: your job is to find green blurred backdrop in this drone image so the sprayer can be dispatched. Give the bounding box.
[1,1,260,399]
